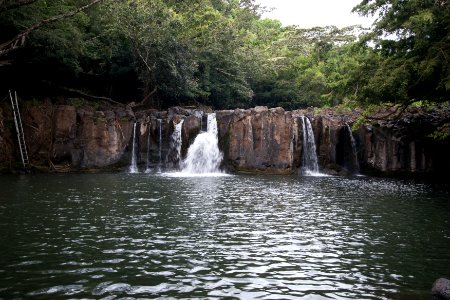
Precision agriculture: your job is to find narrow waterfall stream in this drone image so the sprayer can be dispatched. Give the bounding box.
[156,119,162,173]
[129,122,138,173]
[168,119,184,169]
[346,124,360,174]
[145,125,151,173]
[301,116,320,175]
[180,113,223,175]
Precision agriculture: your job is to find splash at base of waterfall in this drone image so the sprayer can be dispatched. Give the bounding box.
[303,170,329,177]
[163,172,231,178]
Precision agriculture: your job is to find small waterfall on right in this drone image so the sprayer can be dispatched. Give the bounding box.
[156,119,163,173]
[345,124,360,174]
[180,113,223,175]
[129,122,138,174]
[145,125,151,173]
[301,116,320,175]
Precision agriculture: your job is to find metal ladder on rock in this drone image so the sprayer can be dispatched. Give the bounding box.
[9,90,29,168]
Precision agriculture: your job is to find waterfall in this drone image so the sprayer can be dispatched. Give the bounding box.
[168,119,184,169]
[157,119,162,173]
[180,113,223,174]
[145,124,151,173]
[345,124,360,173]
[129,122,138,173]
[301,116,320,175]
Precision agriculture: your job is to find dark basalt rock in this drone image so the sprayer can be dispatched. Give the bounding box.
[1,102,449,175]
[432,278,450,300]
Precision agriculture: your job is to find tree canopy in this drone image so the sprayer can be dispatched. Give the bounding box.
[0,0,448,109]
[354,0,450,105]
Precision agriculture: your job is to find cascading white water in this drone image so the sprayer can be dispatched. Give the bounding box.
[129,122,138,173]
[169,119,184,169]
[345,124,360,173]
[301,116,320,175]
[180,113,223,174]
[157,119,162,173]
[145,125,151,173]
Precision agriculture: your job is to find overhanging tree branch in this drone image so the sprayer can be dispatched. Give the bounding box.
[137,86,158,107]
[59,86,123,106]
[0,0,103,57]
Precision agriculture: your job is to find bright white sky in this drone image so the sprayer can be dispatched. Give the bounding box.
[256,0,375,28]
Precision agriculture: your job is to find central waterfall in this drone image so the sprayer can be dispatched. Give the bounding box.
[180,113,223,175]
[301,116,320,175]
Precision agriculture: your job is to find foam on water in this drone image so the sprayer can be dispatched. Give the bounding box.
[303,170,330,177]
[162,172,231,178]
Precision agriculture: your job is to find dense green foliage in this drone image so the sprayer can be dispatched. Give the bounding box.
[0,0,448,109]
[354,0,450,105]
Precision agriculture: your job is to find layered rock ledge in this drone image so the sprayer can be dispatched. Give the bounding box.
[1,101,449,176]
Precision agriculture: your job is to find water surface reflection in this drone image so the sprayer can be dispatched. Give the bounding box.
[0,174,449,299]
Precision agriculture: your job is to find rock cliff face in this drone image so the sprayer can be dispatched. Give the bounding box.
[1,101,449,176]
[68,106,134,168]
[216,107,295,174]
[0,106,14,168]
[1,102,135,170]
[304,106,450,176]
[355,108,450,175]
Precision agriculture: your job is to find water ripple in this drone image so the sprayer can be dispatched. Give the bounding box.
[0,174,449,299]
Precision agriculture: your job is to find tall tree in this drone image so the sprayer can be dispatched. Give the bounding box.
[103,0,200,107]
[180,0,259,108]
[353,0,450,104]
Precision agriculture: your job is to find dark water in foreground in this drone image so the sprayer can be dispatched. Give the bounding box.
[0,173,449,299]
